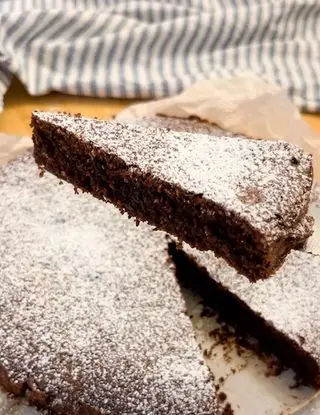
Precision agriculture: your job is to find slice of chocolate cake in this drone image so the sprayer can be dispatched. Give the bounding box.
[171,243,320,387]
[31,111,314,280]
[0,153,222,415]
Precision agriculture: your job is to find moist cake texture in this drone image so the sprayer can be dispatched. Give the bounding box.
[0,153,221,415]
[172,243,320,387]
[31,111,314,280]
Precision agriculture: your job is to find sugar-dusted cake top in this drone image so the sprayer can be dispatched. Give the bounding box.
[184,244,320,368]
[122,115,234,136]
[0,153,219,415]
[33,111,313,241]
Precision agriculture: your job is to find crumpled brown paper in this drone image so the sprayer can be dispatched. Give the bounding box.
[117,75,320,177]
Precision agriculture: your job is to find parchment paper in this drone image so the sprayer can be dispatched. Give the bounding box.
[1,76,320,414]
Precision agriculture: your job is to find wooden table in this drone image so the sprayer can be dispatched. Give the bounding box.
[0,79,135,136]
[1,78,319,180]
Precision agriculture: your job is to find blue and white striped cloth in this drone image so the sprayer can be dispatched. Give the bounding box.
[0,0,319,112]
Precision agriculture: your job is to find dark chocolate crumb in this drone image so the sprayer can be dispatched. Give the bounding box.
[218,392,227,402]
[222,402,234,415]
[291,156,300,165]
[38,166,45,177]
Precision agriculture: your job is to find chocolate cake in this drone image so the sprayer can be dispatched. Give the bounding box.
[122,115,235,136]
[0,153,222,415]
[170,243,320,387]
[31,111,314,280]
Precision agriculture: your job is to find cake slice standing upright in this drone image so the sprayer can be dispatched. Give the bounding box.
[31,111,314,280]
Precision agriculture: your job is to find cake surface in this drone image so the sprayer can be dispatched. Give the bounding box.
[122,115,234,136]
[0,153,220,415]
[175,243,320,387]
[31,111,314,280]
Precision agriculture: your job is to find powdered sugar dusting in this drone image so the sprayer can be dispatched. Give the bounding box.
[312,182,320,208]
[183,244,320,369]
[123,116,235,136]
[33,111,313,241]
[0,153,219,415]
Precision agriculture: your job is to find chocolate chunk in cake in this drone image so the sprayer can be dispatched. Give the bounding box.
[0,152,221,415]
[31,111,314,280]
[170,242,320,387]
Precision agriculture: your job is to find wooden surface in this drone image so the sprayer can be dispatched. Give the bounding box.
[0,79,135,136]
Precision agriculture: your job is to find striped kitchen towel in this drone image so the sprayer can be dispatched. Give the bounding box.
[0,0,319,112]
